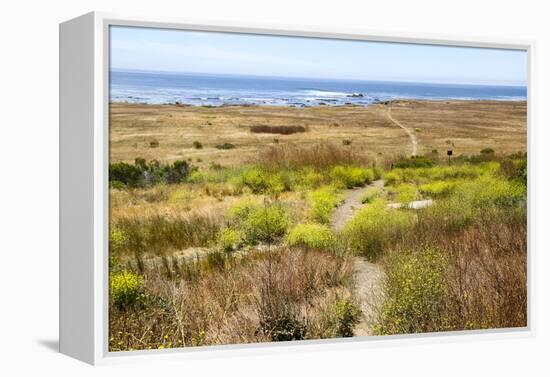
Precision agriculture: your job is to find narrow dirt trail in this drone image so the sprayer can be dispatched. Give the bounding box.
[331,180,384,233]
[386,107,418,156]
[331,181,386,336]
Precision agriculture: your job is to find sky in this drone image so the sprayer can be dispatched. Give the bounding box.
[110,26,527,86]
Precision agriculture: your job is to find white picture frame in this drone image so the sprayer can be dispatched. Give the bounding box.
[59,11,535,365]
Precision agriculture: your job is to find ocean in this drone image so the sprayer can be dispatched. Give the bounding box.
[110,70,527,107]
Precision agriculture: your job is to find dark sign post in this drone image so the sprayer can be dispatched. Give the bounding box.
[447,149,453,164]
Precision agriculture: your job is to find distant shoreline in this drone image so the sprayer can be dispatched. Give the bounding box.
[109,98,527,108]
[110,70,526,107]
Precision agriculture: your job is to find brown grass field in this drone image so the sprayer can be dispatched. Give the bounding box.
[109,100,527,167]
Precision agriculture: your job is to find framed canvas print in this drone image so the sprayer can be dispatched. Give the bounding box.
[60,12,533,365]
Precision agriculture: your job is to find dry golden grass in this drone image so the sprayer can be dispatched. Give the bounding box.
[109,247,357,350]
[387,100,527,156]
[110,100,526,168]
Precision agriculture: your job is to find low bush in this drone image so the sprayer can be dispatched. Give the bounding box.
[250,125,307,135]
[238,168,287,194]
[383,171,401,186]
[375,247,448,335]
[110,271,143,309]
[286,223,335,250]
[500,157,527,185]
[393,156,435,169]
[109,159,192,188]
[297,167,325,189]
[388,183,420,203]
[331,166,374,188]
[215,143,236,150]
[241,203,290,244]
[343,199,414,259]
[480,147,495,155]
[452,175,525,209]
[109,228,129,255]
[217,228,243,252]
[307,186,341,224]
[419,180,455,198]
[333,299,361,337]
[193,141,203,149]
[110,162,143,188]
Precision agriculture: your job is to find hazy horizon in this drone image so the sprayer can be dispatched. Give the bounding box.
[111,26,528,87]
[110,66,527,88]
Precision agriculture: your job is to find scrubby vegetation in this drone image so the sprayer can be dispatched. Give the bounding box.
[250,125,307,134]
[110,158,192,188]
[109,146,527,350]
[287,223,335,250]
[370,153,527,334]
[109,247,356,350]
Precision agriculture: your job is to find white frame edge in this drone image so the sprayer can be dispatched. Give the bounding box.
[59,11,536,365]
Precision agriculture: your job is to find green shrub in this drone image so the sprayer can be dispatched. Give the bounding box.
[193,141,203,149]
[334,299,361,337]
[394,156,435,169]
[388,183,419,203]
[109,162,143,188]
[109,159,192,187]
[110,271,143,309]
[480,147,495,155]
[383,171,401,186]
[452,175,525,208]
[228,197,261,221]
[343,199,414,259]
[109,228,128,255]
[376,247,448,335]
[262,315,306,341]
[419,181,455,198]
[415,196,475,233]
[163,160,192,184]
[500,157,527,185]
[286,223,335,249]
[296,167,325,189]
[218,228,243,252]
[331,166,374,188]
[239,168,287,194]
[307,186,341,224]
[242,204,290,244]
[385,164,483,186]
[215,143,236,150]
